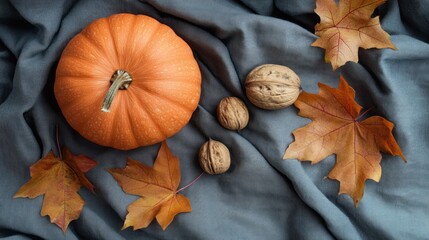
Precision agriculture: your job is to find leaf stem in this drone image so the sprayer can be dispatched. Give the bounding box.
[56,124,62,160]
[356,106,376,121]
[176,172,204,193]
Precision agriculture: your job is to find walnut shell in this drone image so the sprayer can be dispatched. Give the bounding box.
[198,139,231,175]
[245,64,301,110]
[217,97,249,131]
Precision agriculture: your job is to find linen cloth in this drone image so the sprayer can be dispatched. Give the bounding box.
[1,0,428,239]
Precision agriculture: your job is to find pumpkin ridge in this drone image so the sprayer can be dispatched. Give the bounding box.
[123,97,141,148]
[58,85,106,115]
[104,95,121,148]
[64,109,101,145]
[127,90,167,140]
[105,17,121,68]
[80,24,118,68]
[75,33,104,57]
[131,86,194,113]
[62,34,114,72]
[142,22,168,61]
[56,76,110,84]
[111,94,139,149]
[130,88,192,139]
[124,16,161,72]
[123,14,139,70]
[134,78,199,86]
[58,55,112,79]
[130,58,197,78]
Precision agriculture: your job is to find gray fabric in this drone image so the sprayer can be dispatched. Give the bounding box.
[1,0,428,239]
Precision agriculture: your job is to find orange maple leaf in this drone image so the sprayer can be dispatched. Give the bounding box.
[312,0,396,70]
[14,148,97,232]
[284,76,405,205]
[108,141,192,230]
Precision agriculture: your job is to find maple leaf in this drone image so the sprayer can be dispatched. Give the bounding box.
[108,141,192,230]
[14,148,97,232]
[284,76,405,205]
[312,0,396,70]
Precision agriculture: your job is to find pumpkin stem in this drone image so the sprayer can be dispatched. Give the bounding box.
[101,69,132,112]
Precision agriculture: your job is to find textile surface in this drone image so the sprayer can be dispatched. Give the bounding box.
[1,0,428,239]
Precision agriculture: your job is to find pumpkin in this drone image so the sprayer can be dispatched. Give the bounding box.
[54,13,201,150]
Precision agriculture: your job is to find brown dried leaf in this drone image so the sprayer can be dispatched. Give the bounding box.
[14,148,97,232]
[108,141,191,230]
[312,0,396,69]
[284,76,405,205]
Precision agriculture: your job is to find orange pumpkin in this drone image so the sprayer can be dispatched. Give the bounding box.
[54,13,201,150]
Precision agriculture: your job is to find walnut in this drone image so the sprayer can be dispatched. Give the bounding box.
[245,64,301,110]
[198,139,231,175]
[217,97,249,131]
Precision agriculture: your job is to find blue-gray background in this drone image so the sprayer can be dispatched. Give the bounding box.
[1,0,428,239]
